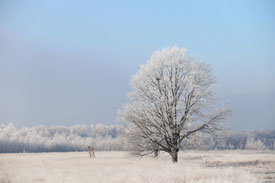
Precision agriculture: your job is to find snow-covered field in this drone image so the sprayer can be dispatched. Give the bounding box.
[0,151,274,183]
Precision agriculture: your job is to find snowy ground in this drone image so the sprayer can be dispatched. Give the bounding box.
[0,151,274,183]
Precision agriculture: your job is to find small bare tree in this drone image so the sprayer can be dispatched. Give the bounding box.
[118,46,231,162]
[124,126,161,157]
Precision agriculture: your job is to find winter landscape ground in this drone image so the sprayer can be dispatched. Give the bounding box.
[0,151,274,183]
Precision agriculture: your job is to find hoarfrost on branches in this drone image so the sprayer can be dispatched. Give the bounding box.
[118,46,232,162]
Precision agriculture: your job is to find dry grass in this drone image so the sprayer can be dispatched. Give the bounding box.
[0,151,274,183]
[181,150,275,183]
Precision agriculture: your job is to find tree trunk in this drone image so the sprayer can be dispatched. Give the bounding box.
[152,142,159,157]
[153,149,159,157]
[171,132,179,163]
[171,148,178,162]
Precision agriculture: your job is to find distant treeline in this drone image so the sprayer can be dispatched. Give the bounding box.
[0,123,274,153]
[221,130,275,150]
[183,129,275,151]
[0,123,125,153]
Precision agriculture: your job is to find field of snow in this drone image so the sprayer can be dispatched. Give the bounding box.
[0,151,274,183]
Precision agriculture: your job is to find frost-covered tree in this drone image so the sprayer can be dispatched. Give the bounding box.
[118,46,231,162]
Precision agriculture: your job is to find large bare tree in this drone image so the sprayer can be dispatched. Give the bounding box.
[118,46,231,162]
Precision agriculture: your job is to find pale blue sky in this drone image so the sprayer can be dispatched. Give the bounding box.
[0,0,274,130]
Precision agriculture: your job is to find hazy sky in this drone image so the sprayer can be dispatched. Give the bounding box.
[0,0,274,130]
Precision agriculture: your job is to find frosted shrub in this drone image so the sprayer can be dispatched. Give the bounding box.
[245,138,265,150]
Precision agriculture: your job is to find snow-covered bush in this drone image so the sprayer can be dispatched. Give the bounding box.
[245,137,265,150]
